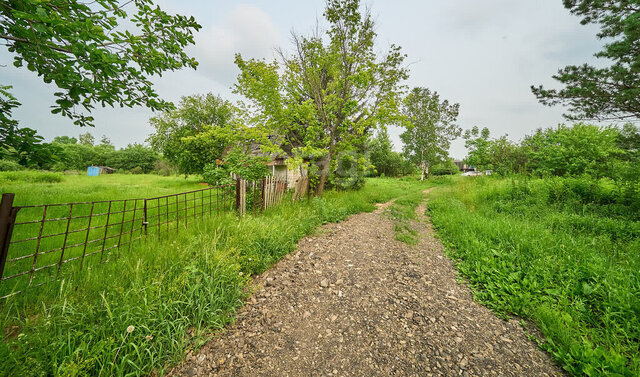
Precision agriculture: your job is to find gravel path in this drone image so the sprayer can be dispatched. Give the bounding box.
[172,193,562,377]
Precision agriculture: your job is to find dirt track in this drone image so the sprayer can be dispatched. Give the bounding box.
[172,194,562,376]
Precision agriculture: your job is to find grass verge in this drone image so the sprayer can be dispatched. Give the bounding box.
[428,176,640,376]
[0,177,427,376]
[387,176,455,244]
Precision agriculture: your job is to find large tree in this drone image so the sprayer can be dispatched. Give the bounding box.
[234,0,408,195]
[531,1,640,121]
[401,87,460,180]
[148,93,235,174]
[0,0,201,127]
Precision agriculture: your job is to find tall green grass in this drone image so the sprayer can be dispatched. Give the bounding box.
[0,172,221,297]
[0,178,426,376]
[0,172,204,206]
[428,176,640,376]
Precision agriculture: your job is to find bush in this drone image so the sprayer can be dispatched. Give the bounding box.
[330,151,369,190]
[0,160,23,172]
[129,166,143,174]
[152,160,172,176]
[203,149,269,186]
[431,160,460,176]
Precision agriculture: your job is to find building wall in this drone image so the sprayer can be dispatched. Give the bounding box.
[270,164,307,189]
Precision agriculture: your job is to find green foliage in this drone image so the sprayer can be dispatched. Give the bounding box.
[1,0,201,126]
[48,137,161,173]
[0,124,56,169]
[52,136,77,145]
[234,0,408,195]
[401,87,461,180]
[0,178,413,376]
[148,93,235,175]
[531,2,640,121]
[429,176,640,375]
[0,159,23,172]
[78,132,94,146]
[431,159,460,176]
[522,123,622,178]
[368,128,414,177]
[464,123,632,178]
[329,151,370,190]
[464,127,525,175]
[202,149,269,186]
[109,144,159,174]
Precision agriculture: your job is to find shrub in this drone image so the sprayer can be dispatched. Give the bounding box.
[0,159,23,172]
[152,160,172,176]
[203,149,269,186]
[129,166,143,174]
[330,151,369,190]
[431,160,460,176]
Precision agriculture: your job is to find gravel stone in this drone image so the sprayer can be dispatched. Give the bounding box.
[170,192,563,376]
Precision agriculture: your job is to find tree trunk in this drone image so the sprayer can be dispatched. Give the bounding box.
[420,150,425,181]
[314,153,331,196]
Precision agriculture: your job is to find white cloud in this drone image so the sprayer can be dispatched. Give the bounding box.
[194,5,281,86]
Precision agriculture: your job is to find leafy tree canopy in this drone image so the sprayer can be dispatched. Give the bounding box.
[401,87,460,180]
[522,123,623,177]
[234,0,408,195]
[532,0,640,121]
[148,93,235,174]
[368,128,413,177]
[0,0,201,127]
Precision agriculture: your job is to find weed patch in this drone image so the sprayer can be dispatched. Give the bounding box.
[428,176,640,376]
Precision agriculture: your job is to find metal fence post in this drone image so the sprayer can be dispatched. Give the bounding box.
[143,199,148,236]
[0,193,18,280]
[235,177,241,214]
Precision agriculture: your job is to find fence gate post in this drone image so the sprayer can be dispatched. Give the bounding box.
[0,193,18,280]
[235,177,241,215]
[143,199,148,236]
[261,177,266,211]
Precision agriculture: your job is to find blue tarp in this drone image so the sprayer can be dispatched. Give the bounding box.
[87,166,100,176]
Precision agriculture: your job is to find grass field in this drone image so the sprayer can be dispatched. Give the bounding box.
[0,174,431,376]
[428,176,640,376]
[0,172,217,297]
[0,172,204,206]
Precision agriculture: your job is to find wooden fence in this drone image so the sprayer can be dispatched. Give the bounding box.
[0,176,309,298]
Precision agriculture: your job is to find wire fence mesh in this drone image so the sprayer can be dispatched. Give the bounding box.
[0,175,305,298]
[0,183,235,298]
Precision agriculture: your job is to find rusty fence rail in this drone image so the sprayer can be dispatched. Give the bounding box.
[0,183,235,299]
[0,176,304,299]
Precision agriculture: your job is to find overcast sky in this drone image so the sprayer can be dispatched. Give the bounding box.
[1,0,604,158]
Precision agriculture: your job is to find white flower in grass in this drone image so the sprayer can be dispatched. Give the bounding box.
[127,325,135,333]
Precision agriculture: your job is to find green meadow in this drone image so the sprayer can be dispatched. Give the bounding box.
[428,176,640,376]
[0,173,430,376]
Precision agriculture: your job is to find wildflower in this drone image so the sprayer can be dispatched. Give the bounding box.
[127,325,135,333]
[146,335,153,341]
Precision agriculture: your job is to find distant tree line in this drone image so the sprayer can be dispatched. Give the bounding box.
[0,129,166,174]
[464,123,640,181]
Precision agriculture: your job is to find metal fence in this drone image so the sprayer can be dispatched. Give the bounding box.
[0,176,305,298]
